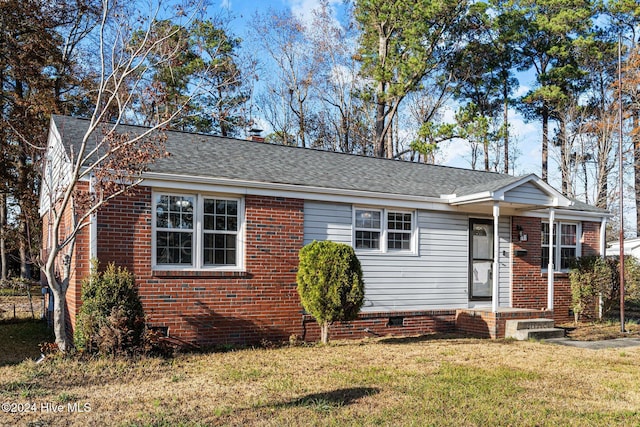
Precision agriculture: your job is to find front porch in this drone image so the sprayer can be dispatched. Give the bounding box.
[456,308,554,339]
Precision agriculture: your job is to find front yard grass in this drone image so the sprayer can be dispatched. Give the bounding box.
[1,332,639,426]
[0,319,53,366]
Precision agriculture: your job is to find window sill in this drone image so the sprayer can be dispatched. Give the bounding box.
[152,270,249,279]
[355,250,419,257]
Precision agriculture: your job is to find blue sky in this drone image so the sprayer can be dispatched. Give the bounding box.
[213,0,547,180]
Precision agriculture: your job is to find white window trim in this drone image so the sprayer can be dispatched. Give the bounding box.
[352,207,418,255]
[152,191,245,271]
[542,221,581,272]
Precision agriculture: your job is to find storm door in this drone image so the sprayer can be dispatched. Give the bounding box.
[469,219,493,301]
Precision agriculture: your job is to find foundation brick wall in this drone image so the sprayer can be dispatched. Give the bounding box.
[511,216,601,324]
[302,311,456,341]
[455,309,553,339]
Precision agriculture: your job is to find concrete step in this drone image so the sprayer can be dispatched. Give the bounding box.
[505,318,564,340]
[525,328,566,340]
[505,318,555,337]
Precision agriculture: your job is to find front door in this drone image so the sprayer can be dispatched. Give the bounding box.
[469,219,493,301]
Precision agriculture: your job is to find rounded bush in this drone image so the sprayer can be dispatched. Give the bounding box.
[296,241,364,344]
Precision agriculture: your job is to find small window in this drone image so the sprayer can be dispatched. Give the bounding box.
[203,199,238,266]
[355,209,382,250]
[354,208,415,253]
[542,221,579,271]
[388,212,412,251]
[155,195,194,265]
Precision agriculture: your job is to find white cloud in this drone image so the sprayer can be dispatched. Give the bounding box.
[440,139,472,167]
[286,0,342,27]
[513,84,530,98]
[220,0,231,10]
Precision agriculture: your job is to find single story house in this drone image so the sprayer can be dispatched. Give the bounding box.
[40,115,608,345]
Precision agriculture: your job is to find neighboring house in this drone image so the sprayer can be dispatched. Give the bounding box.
[40,115,609,345]
[606,238,640,259]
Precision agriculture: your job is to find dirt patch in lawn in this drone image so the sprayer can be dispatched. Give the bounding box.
[558,321,640,341]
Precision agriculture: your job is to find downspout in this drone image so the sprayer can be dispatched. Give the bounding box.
[547,208,555,311]
[492,202,500,313]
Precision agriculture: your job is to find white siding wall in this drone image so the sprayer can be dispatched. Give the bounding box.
[504,182,551,205]
[39,125,72,216]
[304,201,513,312]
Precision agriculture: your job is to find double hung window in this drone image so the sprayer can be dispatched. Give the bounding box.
[541,222,579,271]
[154,193,242,270]
[354,208,415,253]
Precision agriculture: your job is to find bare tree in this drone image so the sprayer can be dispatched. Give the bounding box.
[40,0,213,352]
[249,8,318,148]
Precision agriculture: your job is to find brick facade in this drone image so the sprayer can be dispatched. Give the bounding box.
[50,187,603,345]
[511,216,601,324]
[95,190,305,346]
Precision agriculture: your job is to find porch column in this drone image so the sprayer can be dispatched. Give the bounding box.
[492,202,500,313]
[547,208,555,310]
[599,217,607,258]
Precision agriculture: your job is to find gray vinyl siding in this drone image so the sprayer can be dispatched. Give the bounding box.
[359,211,469,311]
[303,201,352,245]
[498,217,511,307]
[504,182,551,205]
[303,201,512,312]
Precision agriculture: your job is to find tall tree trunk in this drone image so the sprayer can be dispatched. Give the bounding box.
[374,30,389,158]
[484,137,490,171]
[298,95,306,149]
[0,193,6,282]
[560,117,569,196]
[503,85,509,174]
[19,226,28,279]
[542,105,549,182]
[386,115,393,158]
[17,154,30,279]
[375,83,386,158]
[634,113,640,236]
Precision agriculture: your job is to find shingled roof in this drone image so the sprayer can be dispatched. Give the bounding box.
[51,115,606,213]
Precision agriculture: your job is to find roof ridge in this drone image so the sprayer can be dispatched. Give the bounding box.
[52,114,514,179]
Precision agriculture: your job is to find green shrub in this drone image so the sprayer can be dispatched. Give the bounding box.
[296,241,365,344]
[569,255,640,322]
[75,261,145,356]
[569,256,609,323]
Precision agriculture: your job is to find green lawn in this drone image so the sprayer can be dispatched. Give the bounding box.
[1,329,639,426]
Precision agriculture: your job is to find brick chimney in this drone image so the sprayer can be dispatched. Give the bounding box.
[248,127,264,143]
